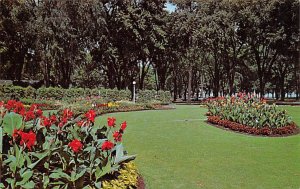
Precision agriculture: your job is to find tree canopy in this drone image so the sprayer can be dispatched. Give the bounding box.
[0,0,299,100]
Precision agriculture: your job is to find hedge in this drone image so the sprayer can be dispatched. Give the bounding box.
[0,85,171,103]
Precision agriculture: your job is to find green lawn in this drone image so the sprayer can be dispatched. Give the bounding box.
[96,105,300,189]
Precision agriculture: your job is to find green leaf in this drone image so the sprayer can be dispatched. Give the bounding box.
[49,169,71,180]
[114,144,136,164]
[43,174,50,188]
[22,181,35,189]
[28,151,49,169]
[16,170,33,186]
[3,112,22,135]
[95,164,111,180]
[94,182,101,189]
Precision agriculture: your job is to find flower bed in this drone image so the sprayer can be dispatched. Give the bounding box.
[60,99,172,117]
[206,93,299,136]
[0,100,139,188]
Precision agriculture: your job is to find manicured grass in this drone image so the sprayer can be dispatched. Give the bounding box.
[95,105,300,189]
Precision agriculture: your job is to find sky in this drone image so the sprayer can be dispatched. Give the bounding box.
[165,2,176,12]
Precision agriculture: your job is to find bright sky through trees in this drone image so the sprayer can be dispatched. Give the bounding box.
[165,2,176,12]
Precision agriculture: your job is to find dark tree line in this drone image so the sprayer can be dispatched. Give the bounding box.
[0,0,299,100]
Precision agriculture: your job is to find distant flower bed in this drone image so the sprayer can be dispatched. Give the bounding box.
[205,93,298,136]
[0,100,137,188]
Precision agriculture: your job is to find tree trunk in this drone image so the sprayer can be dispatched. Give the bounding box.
[280,77,285,101]
[187,67,192,103]
[259,77,265,97]
[173,76,177,101]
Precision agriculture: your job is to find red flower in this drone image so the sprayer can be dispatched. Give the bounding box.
[19,131,36,150]
[113,131,122,142]
[29,104,38,111]
[101,140,114,151]
[68,139,83,153]
[25,111,35,121]
[50,115,57,124]
[85,110,96,122]
[121,121,127,131]
[107,117,116,127]
[36,109,43,117]
[5,100,16,110]
[42,117,52,127]
[63,109,73,120]
[77,120,85,127]
[13,101,25,115]
[13,129,21,139]
[58,116,68,127]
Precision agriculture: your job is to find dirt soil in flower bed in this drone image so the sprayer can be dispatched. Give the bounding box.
[206,116,300,137]
[137,175,146,189]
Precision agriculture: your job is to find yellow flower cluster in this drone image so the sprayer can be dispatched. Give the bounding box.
[107,102,120,108]
[102,162,138,189]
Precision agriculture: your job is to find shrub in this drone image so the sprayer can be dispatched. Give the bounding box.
[0,85,171,104]
[64,88,86,99]
[37,87,65,100]
[0,100,136,188]
[24,86,36,99]
[137,90,171,104]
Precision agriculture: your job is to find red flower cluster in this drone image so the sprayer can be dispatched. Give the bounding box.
[85,110,96,122]
[50,115,57,123]
[97,103,108,108]
[207,116,298,136]
[77,120,85,127]
[63,109,73,120]
[5,100,26,115]
[58,109,73,127]
[113,131,122,142]
[25,111,35,121]
[120,121,127,131]
[40,114,57,127]
[4,102,44,121]
[101,140,114,151]
[42,117,52,127]
[68,139,83,153]
[107,117,116,127]
[13,130,37,150]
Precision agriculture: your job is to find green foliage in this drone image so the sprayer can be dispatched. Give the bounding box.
[206,95,293,128]
[37,87,64,100]
[0,101,136,188]
[137,90,171,104]
[0,85,171,104]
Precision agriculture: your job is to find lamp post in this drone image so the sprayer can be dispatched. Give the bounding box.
[133,81,136,103]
